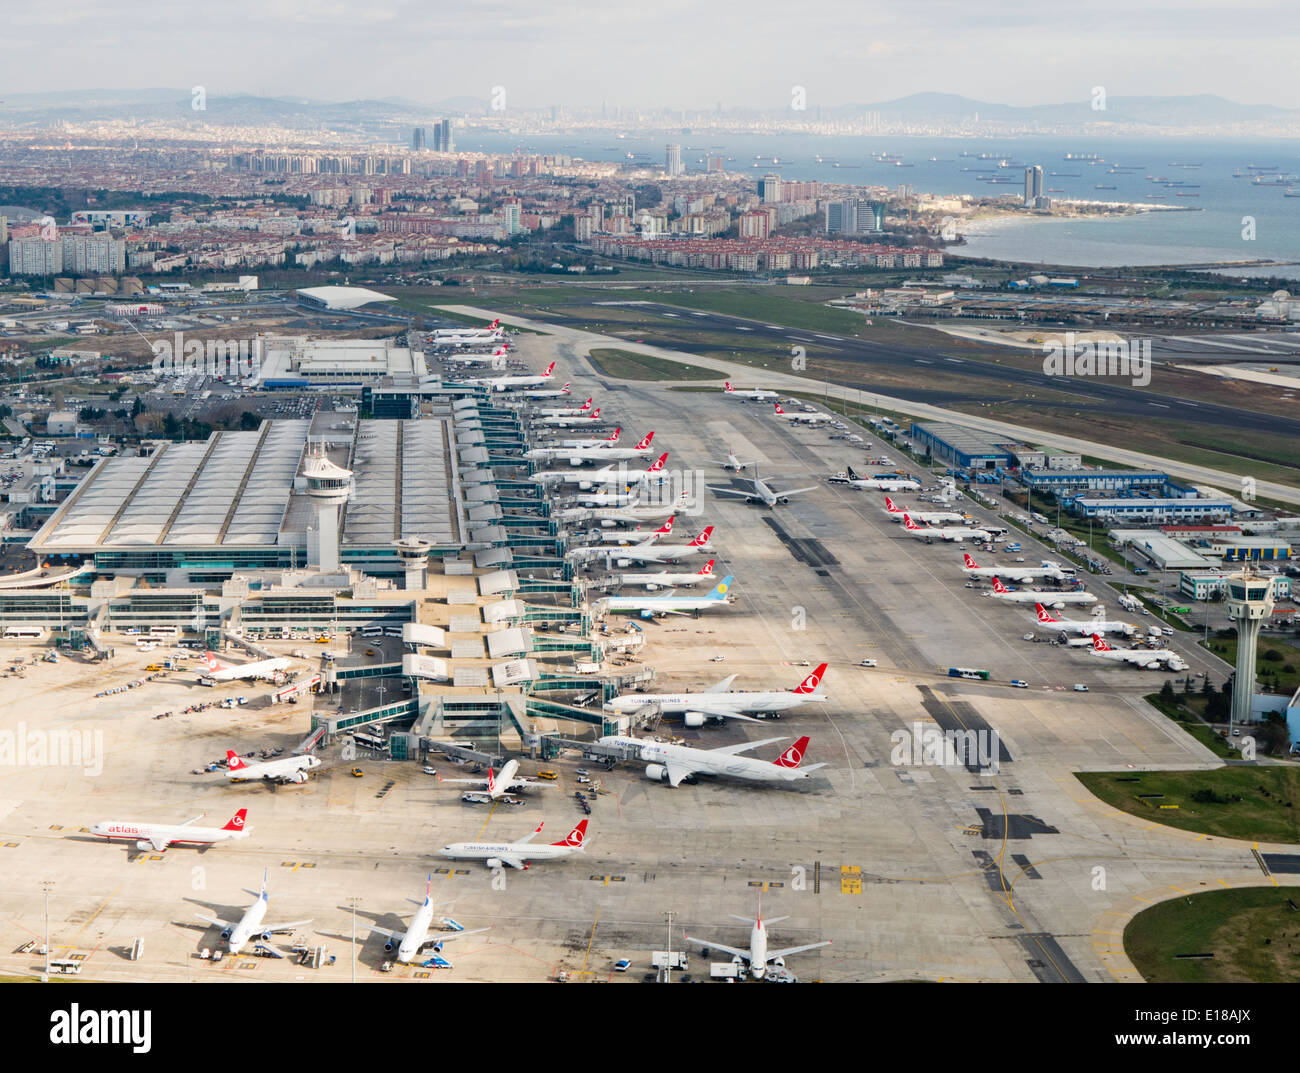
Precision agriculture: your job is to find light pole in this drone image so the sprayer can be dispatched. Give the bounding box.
[665,909,673,984]
[41,880,53,980]
[347,897,359,983]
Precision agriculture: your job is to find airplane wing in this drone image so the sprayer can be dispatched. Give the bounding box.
[509,777,547,790]
[664,762,698,788]
[367,925,406,943]
[775,486,818,498]
[496,854,528,871]
[703,674,739,694]
[711,736,788,756]
[767,940,832,959]
[262,918,313,933]
[515,822,545,845]
[180,814,204,826]
[684,934,750,962]
[150,836,173,852]
[434,776,488,786]
[194,912,237,930]
[707,484,759,500]
[684,705,763,724]
[424,927,491,947]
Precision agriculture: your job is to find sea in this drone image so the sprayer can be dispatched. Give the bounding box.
[459,132,1300,276]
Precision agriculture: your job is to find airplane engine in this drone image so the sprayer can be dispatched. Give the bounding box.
[261,930,275,942]
[646,584,660,592]
[779,497,790,505]
[288,770,308,784]
[134,840,153,851]
[384,939,396,952]
[773,956,786,968]
[683,711,705,728]
[485,858,504,870]
[220,927,233,940]
[644,764,670,782]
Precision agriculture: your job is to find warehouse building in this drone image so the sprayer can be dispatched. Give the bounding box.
[909,422,1015,470]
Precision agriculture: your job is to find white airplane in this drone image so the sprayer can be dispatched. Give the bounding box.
[90,809,249,853]
[902,514,992,544]
[519,381,572,400]
[618,559,717,591]
[595,574,734,616]
[528,431,656,464]
[685,908,830,980]
[710,447,757,472]
[590,526,716,566]
[430,319,504,347]
[605,663,827,727]
[368,876,490,964]
[583,516,677,544]
[532,395,592,416]
[990,576,1098,608]
[1034,603,1136,637]
[534,406,603,428]
[962,552,1067,583]
[435,758,549,802]
[1089,633,1187,671]
[441,819,588,871]
[772,402,831,425]
[555,427,621,450]
[555,490,689,526]
[708,464,817,508]
[465,360,556,392]
[567,517,684,562]
[598,733,825,787]
[724,381,778,402]
[194,869,312,956]
[201,650,291,682]
[830,466,921,492]
[884,496,966,525]
[441,344,509,364]
[225,749,321,786]
[568,486,640,507]
[536,452,670,489]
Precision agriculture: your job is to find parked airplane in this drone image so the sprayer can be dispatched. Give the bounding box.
[709,464,817,508]
[990,577,1098,608]
[604,663,827,727]
[529,431,654,464]
[555,427,621,449]
[541,453,670,490]
[829,466,922,492]
[884,496,966,525]
[773,402,831,425]
[724,381,778,401]
[568,486,639,507]
[430,320,504,347]
[1034,604,1136,637]
[90,809,249,853]
[225,749,321,785]
[440,819,588,871]
[595,574,734,616]
[532,395,592,416]
[534,406,604,428]
[201,650,291,682]
[618,560,717,591]
[194,869,311,955]
[963,552,1067,583]
[519,381,572,400]
[710,448,756,472]
[902,514,992,543]
[466,361,556,392]
[368,876,490,964]
[1090,633,1187,671]
[583,516,677,544]
[555,491,689,526]
[442,344,509,364]
[598,734,825,787]
[594,526,716,566]
[435,758,549,803]
[685,908,829,979]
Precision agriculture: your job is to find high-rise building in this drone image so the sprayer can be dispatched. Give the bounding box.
[664,143,683,177]
[9,238,62,275]
[436,119,454,154]
[411,127,426,150]
[824,201,858,235]
[758,173,783,203]
[1024,165,1044,207]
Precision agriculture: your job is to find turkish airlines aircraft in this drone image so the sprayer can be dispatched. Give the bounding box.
[435,758,549,802]
[710,448,756,472]
[990,576,1098,608]
[583,516,677,544]
[432,318,502,343]
[618,559,717,591]
[194,869,311,955]
[830,466,921,491]
[599,525,716,565]
[556,491,689,526]
[1034,603,1136,637]
[533,395,592,417]
[440,819,588,871]
[202,650,291,682]
[575,452,671,487]
[723,381,778,401]
[902,514,992,543]
[604,663,827,727]
[963,552,1067,583]
[90,809,249,853]
[368,876,490,963]
[685,909,829,979]
[598,734,826,787]
[596,575,734,617]
[534,406,603,428]
[467,360,556,392]
[556,427,621,449]
[884,496,966,525]
[529,431,658,465]
[568,486,639,507]
[1089,633,1187,670]
[225,749,321,785]
[519,381,572,399]
[772,402,831,425]
[442,344,509,364]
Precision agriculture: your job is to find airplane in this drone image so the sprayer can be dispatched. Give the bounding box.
[989,576,1098,608]
[710,447,756,472]
[555,490,689,525]
[465,360,556,392]
[598,733,825,787]
[685,908,830,980]
[584,525,716,566]
[594,574,734,616]
[532,395,592,416]
[604,663,827,727]
[225,749,321,785]
[568,486,640,507]
[581,516,677,544]
[518,381,572,400]
[440,344,509,364]
[440,819,588,871]
[1034,603,1136,637]
[90,809,249,853]
[533,406,604,428]
[430,320,504,347]
[368,876,490,963]
[962,552,1068,583]
[556,427,621,449]
[829,466,921,491]
[723,381,778,402]
[536,452,670,489]
[884,495,967,525]
[1089,633,1188,671]
[528,431,656,464]
[618,559,716,591]
[194,868,312,956]
[201,650,291,682]
[772,402,831,425]
[567,517,687,562]
[708,464,817,508]
[435,758,549,803]
[901,514,992,543]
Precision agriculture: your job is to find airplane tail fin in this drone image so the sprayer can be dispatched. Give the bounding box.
[1092,633,1112,651]
[774,402,785,414]
[553,819,588,848]
[590,408,600,419]
[698,559,715,576]
[690,525,714,547]
[724,381,734,392]
[884,495,899,512]
[991,577,1009,593]
[581,397,593,410]
[223,808,248,832]
[606,427,621,442]
[707,575,733,600]
[225,749,249,771]
[1035,603,1059,623]
[962,552,978,568]
[489,318,499,329]
[634,431,654,450]
[647,452,668,473]
[774,736,811,768]
[542,361,555,377]
[792,662,827,694]
[654,516,675,537]
[902,513,922,530]
[846,466,861,481]
[203,649,225,672]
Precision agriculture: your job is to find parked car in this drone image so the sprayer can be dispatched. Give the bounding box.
[1073,684,1089,692]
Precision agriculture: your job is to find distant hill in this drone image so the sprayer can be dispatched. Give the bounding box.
[843,92,1300,126]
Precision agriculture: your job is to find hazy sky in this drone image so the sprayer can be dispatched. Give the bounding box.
[5,1,1297,109]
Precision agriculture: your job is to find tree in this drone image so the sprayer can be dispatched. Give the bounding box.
[1159,680,1176,704]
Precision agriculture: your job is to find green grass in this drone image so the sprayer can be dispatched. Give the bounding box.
[587,349,717,381]
[1076,767,1300,843]
[1201,634,1300,697]
[648,289,870,335]
[1144,691,1236,758]
[1125,887,1300,982]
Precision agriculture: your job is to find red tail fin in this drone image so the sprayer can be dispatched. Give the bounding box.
[1092,633,1111,651]
[489,319,499,329]
[542,361,555,377]
[698,559,715,576]
[655,516,675,536]
[992,577,1008,593]
[792,664,827,694]
[590,408,600,419]
[581,397,593,410]
[1035,603,1058,623]
[553,819,588,847]
[963,552,977,568]
[647,452,668,473]
[885,496,899,512]
[634,431,654,450]
[903,513,922,530]
[690,525,714,547]
[223,809,247,831]
[606,427,620,442]
[774,737,810,768]
[774,403,785,414]
[225,750,248,771]
[724,381,734,392]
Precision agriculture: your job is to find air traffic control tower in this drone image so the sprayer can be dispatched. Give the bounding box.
[304,446,353,573]
[1224,566,1275,725]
